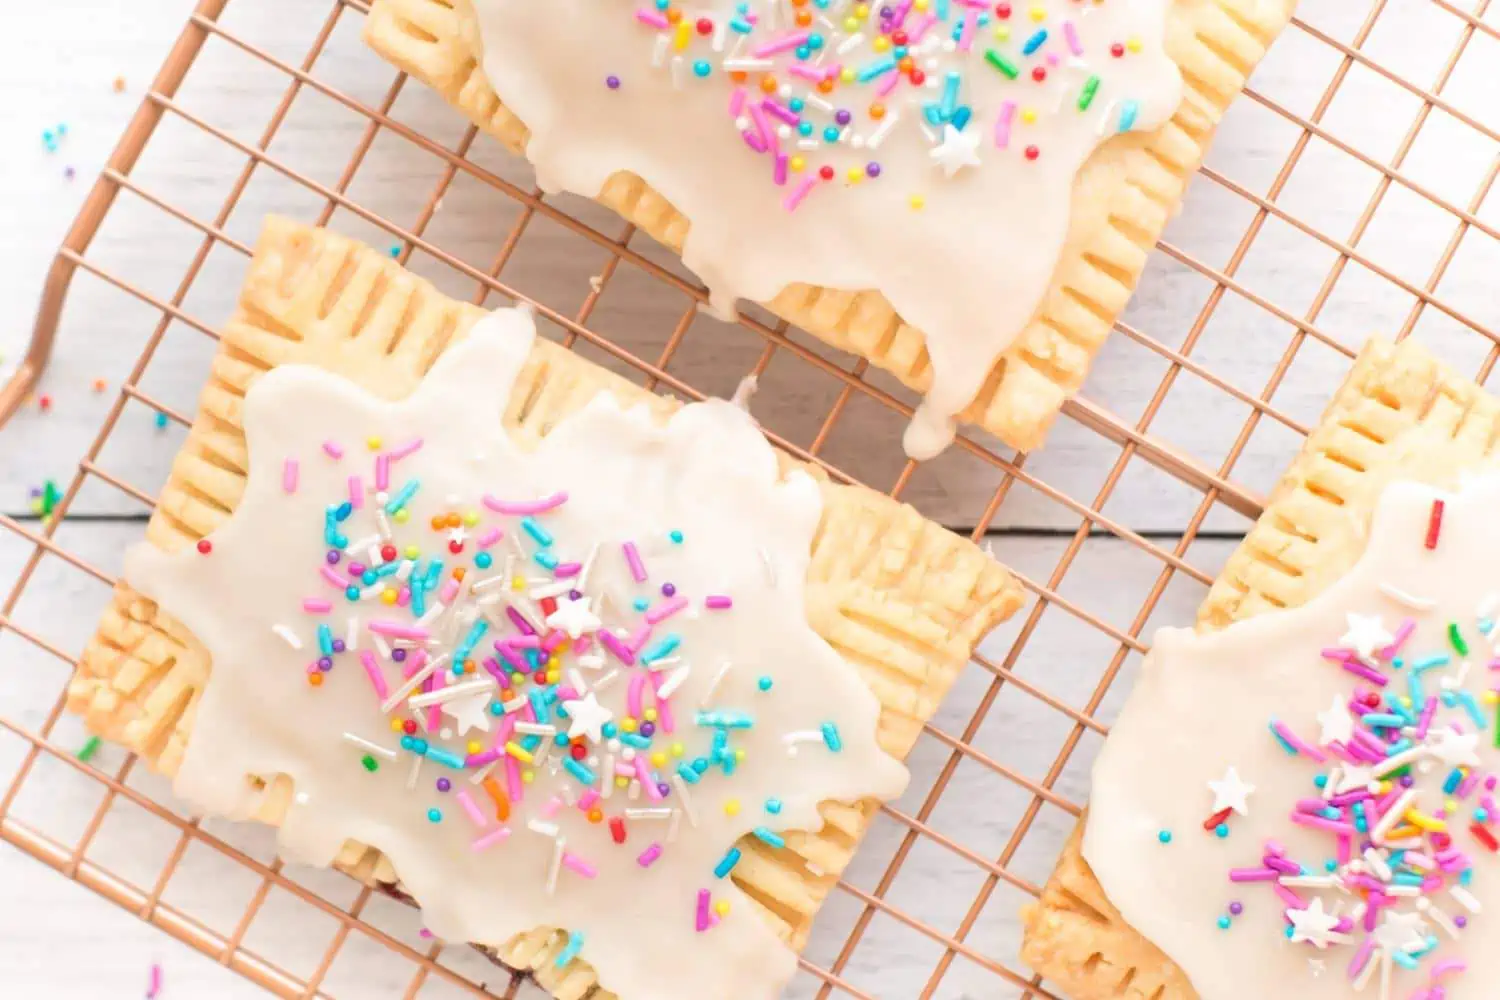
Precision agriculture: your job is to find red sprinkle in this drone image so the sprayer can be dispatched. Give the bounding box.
[609,816,627,844]
[1203,806,1233,831]
[1471,822,1498,852]
[196,539,212,554]
[1425,499,1444,550]
[540,596,559,617]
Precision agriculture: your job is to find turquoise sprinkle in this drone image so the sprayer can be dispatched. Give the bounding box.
[564,758,597,786]
[1022,28,1048,55]
[412,585,426,618]
[633,597,651,612]
[1268,721,1298,756]
[821,722,842,752]
[714,847,742,879]
[753,827,786,849]
[1158,830,1173,844]
[950,106,972,131]
[1443,769,1465,795]
[425,748,466,770]
[1391,949,1418,971]
[1117,99,1139,132]
[619,733,651,749]
[676,763,701,785]
[669,530,684,543]
[384,478,420,515]
[1478,808,1490,823]
[455,619,489,664]
[1391,872,1424,887]
[154,411,168,429]
[534,551,559,570]
[1217,916,1231,930]
[758,676,773,692]
[765,798,782,815]
[1411,653,1450,672]
[529,689,550,724]
[317,624,334,656]
[556,931,584,968]
[373,560,401,578]
[521,516,553,547]
[1407,671,1424,707]
[1215,824,1229,839]
[696,710,754,730]
[474,551,492,569]
[939,71,960,118]
[641,634,681,664]
[520,734,542,753]
[427,808,442,823]
[1451,688,1487,730]
[855,56,897,83]
[1361,713,1404,728]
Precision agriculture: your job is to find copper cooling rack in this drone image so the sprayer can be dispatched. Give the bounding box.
[3,0,1500,997]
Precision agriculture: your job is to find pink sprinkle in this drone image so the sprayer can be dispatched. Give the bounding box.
[396,586,411,608]
[1347,938,1375,980]
[484,491,569,516]
[1272,884,1306,910]
[783,176,817,213]
[506,606,536,636]
[356,651,387,700]
[1062,19,1083,55]
[577,789,600,811]
[634,7,669,28]
[505,755,523,804]
[466,747,503,769]
[456,790,487,827]
[628,673,647,719]
[439,579,460,604]
[704,595,733,610]
[476,528,503,549]
[626,625,654,655]
[347,475,364,509]
[761,99,800,126]
[387,437,424,461]
[695,889,711,931]
[1417,696,1439,740]
[1430,959,1467,980]
[425,670,443,733]
[908,12,935,41]
[957,11,976,51]
[403,649,428,680]
[471,826,512,852]
[540,796,563,819]
[282,459,299,493]
[638,757,663,801]
[1228,867,1279,882]
[995,100,1017,149]
[646,596,689,625]
[368,621,428,640]
[561,852,597,879]
[599,630,636,666]
[1273,721,1329,761]
[554,561,582,578]
[302,598,332,614]
[1336,832,1353,865]
[322,440,344,459]
[876,69,903,97]
[502,634,543,650]
[728,87,747,117]
[751,30,810,59]
[637,842,663,868]
[374,454,390,491]
[320,566,347,590]
[542,630,568,654]
[1380,618,1416,659]
[1291,812,1355,836]
[147,963,163,1000]
[788,65,825,83]
[773,152,789,187]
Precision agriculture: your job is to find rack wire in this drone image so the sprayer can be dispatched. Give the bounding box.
[1,0,1498,996]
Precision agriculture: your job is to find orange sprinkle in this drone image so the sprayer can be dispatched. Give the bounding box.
[482,776,511,821]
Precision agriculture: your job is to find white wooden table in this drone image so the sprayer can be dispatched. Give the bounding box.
[2,0,1498,996]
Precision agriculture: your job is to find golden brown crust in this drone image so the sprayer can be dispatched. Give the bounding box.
[1020,337,1499,999]
[361,0,1297,452]
[70,216,1023,1000]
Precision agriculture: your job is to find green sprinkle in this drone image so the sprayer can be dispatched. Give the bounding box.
[984,49,1019,80]
[1449,622,1469,657]
[1078,74,1100,112]
[76,736,102,763]
[361,754,379,772]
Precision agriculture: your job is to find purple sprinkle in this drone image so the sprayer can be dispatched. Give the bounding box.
[1228,901,1243,915]
[657,782,671,798]
[436,778,451,792]
[64,165,76,180]
[317,657,333,671]
[392,648,407,662]
[606,75,621,90]
[332,639,346,653]
[866,162,881,178]
[569,589,583,601]
[325,550,341,564]
[1456,915,1469,928]
[834,109,852,125]
[640,722,656,738]
[1400,774,1416,788]
[661,582,677,597]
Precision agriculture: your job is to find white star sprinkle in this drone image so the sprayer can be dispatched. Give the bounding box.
[1287,898,1343,949]
[929,124,981,178]
[1429,728,1481,768]
[1371,909,1427,953]
[441,687,494,736]
[1207,765,1255,816]
[1333,764,1376,795]
[1339,612,1394,660]
[563,692,614,743]
[545,595,601,640]
[1316,694,1355,747]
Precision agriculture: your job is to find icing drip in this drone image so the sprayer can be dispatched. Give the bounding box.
[125,310,907,1000]
[1086,477,1500,1000]
[467,0,1181,457]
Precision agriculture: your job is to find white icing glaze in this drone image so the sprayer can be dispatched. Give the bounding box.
[1086,477,1500,999]
[468,0,1181,456]
[125,310,907,1000]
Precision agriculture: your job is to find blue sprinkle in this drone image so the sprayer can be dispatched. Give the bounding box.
[714,847,741,879]
[425,747,466,769]
[821,722,842,752]
[753,827,786,849]
[317,624,334,656]
[1022,28,1048,55]
[521,516,553,547]
[676,763,700,785]
[556,931,584,968]
[563,758,596,786]
[764,798,782,815]
[384,478,421,515]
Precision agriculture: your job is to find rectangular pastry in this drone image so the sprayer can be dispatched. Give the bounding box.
[363,0,1297,457]
[1021,338,1500,999]
[69,217,1023,999]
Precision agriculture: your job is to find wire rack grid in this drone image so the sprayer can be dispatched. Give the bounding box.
[1,0,1499,997]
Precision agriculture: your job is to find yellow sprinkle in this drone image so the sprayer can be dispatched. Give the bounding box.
[390,718,404,732]
[846,167,864,183]
[1029,4,1045,20]
[1385,824,1421,841]
[511,672,527,686]
[872,35,891,52]
[366,436,382,450]
[393,509,410,524]
[843,16,859,31]
[1127,37,1143,52]
[673,19,691,50]
[522,770,535,784]
[546,669,561,684]
[404,545,420,559]
[713,900,731,917]
[511,576,526,591]
[671,742,686,757]
[1403,809,1447,833]
[993,25,1010,40]
[622,718,638,733]
[840,67,856,84]
[1446,798,1459,813]
[381,590,398,605]
[909,194,925,211]
[505,741,534,764]
[724,799,741,817]
[1484,691,1499,705]
[467,740,482,755]
[462,510,480,526]
[644,708,658,723]
[1021,108,1038,124]
[789,155,806,172]
[854,3,869,16]
[734,748,746,763]
[616,776,630,788]
[651,752,668,768]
